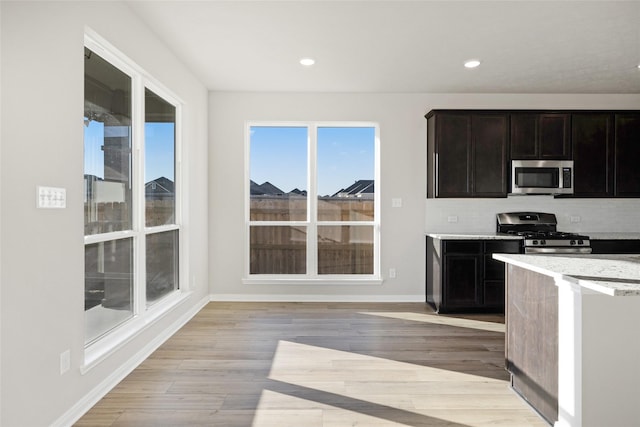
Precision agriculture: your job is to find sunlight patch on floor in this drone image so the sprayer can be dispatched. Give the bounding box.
[264,340,534,426]
[269,340,506,385]
[359,311,506,333]
[253,389,415,427]
[252,390,324,427]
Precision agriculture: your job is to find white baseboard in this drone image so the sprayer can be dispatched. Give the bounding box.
[210,294,425,302]
[52,295,210,427]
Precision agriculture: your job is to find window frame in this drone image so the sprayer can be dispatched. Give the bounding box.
[243,121,381,285]
[83,29,187,371]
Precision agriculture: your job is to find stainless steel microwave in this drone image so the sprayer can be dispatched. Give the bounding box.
[511,160,574,195]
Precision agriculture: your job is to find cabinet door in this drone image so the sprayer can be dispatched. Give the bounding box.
[615,114,640,197]
[572,113,614,197]
[483,280,505,308]
[511,113,571,160]
[436,114,471,197]
[510,114,538,159]
[472,114,509,196]
[484,240,521,309]
[443,254,481,308]
[539,114,571,159]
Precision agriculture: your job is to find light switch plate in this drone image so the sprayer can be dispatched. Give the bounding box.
[391,198,402,208]
[37,186,66,209]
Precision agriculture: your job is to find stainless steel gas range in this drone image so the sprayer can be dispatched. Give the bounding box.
[496,212,592,254]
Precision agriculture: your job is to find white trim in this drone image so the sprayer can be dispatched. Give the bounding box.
[54,295,209,427]
[210,294,425,302]
[84,230,136,245]
[242,277,383,286]
[85,27,185,106]
[133,70,145,318]
[82,291,190,372]
[144,224,180,235]
[308,123,318,275]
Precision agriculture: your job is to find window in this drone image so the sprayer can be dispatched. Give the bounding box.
[246,123,380,281]
[84,33,182,348]
[144,88,179,306]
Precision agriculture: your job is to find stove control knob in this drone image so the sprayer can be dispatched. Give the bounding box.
[570,240,576,245]
[578,239,584,245]
[540,240,546,245]
[532,240,539,245]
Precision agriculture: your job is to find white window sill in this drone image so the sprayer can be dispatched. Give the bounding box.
[242,277,383,286]
[81,291,191,374]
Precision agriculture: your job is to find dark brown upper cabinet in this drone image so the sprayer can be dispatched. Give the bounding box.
[427,109,640,199]
[427,111,508,198]
[571,113,614,197]
[572,112,640,197]
[511,113,571,160]
[615,113,640,197]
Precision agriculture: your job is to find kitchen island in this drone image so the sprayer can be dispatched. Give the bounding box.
[493,253,640,427]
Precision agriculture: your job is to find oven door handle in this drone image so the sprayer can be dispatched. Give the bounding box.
[524,247,592,254]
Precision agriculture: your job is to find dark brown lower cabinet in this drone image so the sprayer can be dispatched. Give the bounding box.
[590,239,640,254]
[426,238,521,313]
[443,253,481,308]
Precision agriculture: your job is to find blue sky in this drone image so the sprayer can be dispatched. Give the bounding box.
[250,126,375,196]
[84,121,175,182]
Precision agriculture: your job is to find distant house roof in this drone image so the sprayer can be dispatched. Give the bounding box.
[146,177,174,196]
[332,180,374,198]
[250,180,285,196]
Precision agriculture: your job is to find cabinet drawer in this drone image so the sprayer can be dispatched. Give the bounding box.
[443,241,482,254]
[485,240,522,253]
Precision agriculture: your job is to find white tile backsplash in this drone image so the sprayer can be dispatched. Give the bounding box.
[425,196,640,233]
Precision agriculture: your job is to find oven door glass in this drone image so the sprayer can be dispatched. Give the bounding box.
[514,167,559,188]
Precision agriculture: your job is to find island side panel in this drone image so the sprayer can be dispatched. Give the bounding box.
[506,264,558,424]
[581,293,640,427]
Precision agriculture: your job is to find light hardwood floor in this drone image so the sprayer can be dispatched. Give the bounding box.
[76,302,547,426]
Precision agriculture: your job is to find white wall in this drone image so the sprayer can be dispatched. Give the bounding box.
[0,2,209,426]
[209,93,640,301]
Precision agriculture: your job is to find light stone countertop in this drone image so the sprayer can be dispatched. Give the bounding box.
[586,232,640,240]
[427,232,640,241]
[493,253,640,296]
[426,233,522,240]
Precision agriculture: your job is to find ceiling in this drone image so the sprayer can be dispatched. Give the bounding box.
[126,0,640,93]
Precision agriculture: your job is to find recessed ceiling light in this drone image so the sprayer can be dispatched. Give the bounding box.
[464,60,481,69]
[300,58,315,66]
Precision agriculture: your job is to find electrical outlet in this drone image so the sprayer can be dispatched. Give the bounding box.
[447,215,458,223]
[391,198,402,208]
[60,350,70,375]
[389,268,397,278]
[570,216,581,223]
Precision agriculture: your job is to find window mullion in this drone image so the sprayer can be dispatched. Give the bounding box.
[174,105,185,292]
[308,123,318,277]
[133,74,146,315]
